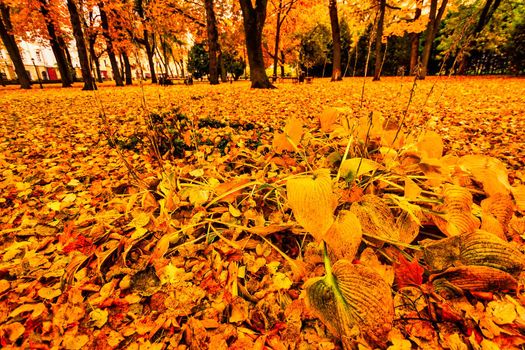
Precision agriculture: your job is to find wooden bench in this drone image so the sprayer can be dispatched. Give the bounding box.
[305,76,313,84]
[274,77,299,83]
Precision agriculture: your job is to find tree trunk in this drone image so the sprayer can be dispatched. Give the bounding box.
[239,0,274,89]
[143,30,157,83]
[66,0,95,90]
[329,0,342,81]
[0,4,31,89]
[122,51,132,85]
[39,0,72,87]
[205,0,220,84]
[409,0,422,75]
[373,0,386,81]
[280,50,285,77]
[58,35,75,82]
[272,0,283,79]
[88,39,103,83]
[420,0,448,79]
[99,2,123,86]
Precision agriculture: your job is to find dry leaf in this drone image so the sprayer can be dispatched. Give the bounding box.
[324,210,362,261]
[434,185,480,236]
[458,155,511,196]
[287,169,336,239]
[350,194,399,242]
[305,260,394,347]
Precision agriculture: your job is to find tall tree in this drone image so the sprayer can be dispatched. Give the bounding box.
[419,0,448,79]
[122,51,132,85]
[239,0,274,88]
[66,0,95,90]
[328,0,342,81]
[99,1,123,86]
[38,0,72,87]
[458,0,502,73]
[0,2,31,89]
[205,0,220,84]
[373,0,386,81]
[409,0,422,75]
[269,0,299,78]
[134,0,156,84]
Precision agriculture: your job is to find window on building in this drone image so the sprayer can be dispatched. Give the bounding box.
[0,50,4,59]
[36,50,42,63]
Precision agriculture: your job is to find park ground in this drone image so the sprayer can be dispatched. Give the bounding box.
[0,76,525,349]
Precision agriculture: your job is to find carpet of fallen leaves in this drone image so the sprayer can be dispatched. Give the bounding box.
[0,77,524,349]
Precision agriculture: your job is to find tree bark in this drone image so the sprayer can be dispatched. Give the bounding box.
[66,0,95,90]
[280,50,285,77]
[144,31,157,83]
[0,4,31,89]
[420,0,448,79]
[205,0,220,84]
[239,0,274,88]
[59,35,75,82]
[373,0,386,81]
[38,0,72,87]
[122,51,132,85]
[409,0,422,75]
[99,2,123,86]
[88,39,103,83]
[329,0,342,81]
[272,0,283,79]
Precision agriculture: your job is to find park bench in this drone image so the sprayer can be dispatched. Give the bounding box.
[158,76,173,86]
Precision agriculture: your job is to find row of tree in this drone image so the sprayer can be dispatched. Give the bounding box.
[0,0,523,90]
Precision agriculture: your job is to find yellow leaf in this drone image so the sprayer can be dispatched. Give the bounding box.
[0,279,10,293]
[458,155,511,196]
[129,211,150,228]
[107,330,125,347]
[319,107,340,132]
[62,193,77,203]
[38,287,62,300]
[189,168,204,177]
[228,204,241,218]
[272,131,294,154]
[350,195,399,242]
[90,308,108,328]
[512,185,525,212]
[0,322,25,343]
[324,210,362,261]
[272,272,292,290]
[434,185,480,236]
[417,131,443,159]
[9,303,46,319]
[487,300,517,325]
[287,169,335,240]
[284,116,303,145]
[339,158,380,180]
[404,178,422,200]
[63,333,89,350]
[47,201,61,211]
[15,182,31,191]
[188,188,209,206]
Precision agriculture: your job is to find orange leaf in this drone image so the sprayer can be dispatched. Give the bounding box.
[394,253,424,288]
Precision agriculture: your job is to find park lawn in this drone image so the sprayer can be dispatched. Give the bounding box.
[1,76,525,349]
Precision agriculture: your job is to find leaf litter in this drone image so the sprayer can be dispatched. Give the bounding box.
[0,77,525,349]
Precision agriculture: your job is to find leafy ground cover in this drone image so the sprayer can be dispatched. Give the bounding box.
[0,77,524,349]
